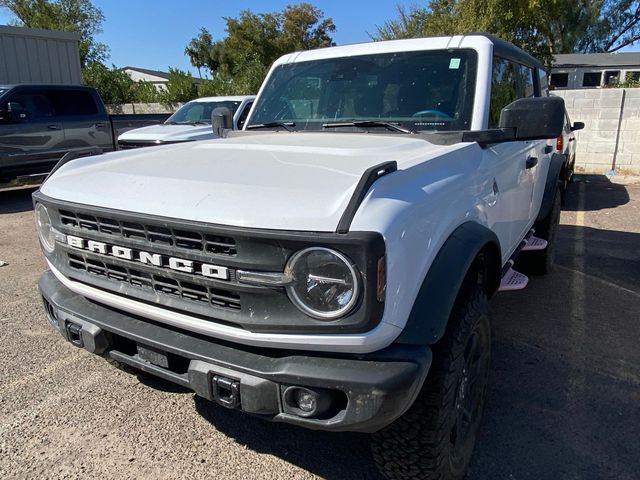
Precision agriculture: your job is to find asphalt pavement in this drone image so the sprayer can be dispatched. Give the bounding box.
[1,175,638,480]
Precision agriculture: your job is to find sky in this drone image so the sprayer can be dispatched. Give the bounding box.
[1,0,638,76]
[0,0,418,75]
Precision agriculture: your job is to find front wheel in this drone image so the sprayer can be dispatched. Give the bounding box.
[371,287,491,480]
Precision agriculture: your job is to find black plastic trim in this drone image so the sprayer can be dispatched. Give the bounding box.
[44,146,102,183]
[537,152,565,222]
[39,271,431,433]
[336,160,397,234]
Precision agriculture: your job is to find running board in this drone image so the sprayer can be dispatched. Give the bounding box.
[522,235,547,251]
[498,266,529,292]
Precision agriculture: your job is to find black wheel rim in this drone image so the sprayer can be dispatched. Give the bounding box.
[449,317,491,471]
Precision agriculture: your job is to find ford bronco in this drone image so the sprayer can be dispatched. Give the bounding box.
[34,34,565,479]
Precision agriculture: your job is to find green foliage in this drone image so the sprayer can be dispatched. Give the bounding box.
[0,0,108,66]
[185,3,335,94]
[614,72,640,88]
[133,80,159,103]
[158,68,198,104]
[372,0,640,69]
[82,62,135,105]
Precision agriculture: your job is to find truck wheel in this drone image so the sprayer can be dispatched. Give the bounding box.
[371,286,491,480]
[521,185,561,275]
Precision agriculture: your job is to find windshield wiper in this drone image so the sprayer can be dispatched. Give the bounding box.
[246,121,295,132]
[323,121,415,134]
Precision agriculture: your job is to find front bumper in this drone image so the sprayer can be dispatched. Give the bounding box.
[39,271,431,433]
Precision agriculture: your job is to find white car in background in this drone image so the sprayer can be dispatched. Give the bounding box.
[117,95,255,149]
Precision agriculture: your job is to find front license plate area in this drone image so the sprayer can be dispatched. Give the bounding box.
[136,344,169,368]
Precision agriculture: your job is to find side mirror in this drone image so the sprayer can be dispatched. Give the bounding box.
[499,96,564,140]
[571,121,585,131]
[211,107,233,137]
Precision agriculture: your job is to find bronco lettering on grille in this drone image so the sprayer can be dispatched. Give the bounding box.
[66,235,229,280]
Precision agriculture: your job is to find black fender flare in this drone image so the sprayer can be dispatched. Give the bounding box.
[395,222,501,345]
[537,152,565,222]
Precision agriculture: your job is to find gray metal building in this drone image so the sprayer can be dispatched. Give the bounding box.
[551,52,640,90]
[0,25,82,85]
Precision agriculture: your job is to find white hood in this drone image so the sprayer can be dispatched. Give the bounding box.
[118,123,217,142]
[42,133,458,231]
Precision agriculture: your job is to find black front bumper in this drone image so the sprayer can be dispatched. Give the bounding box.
[39,271,432,433]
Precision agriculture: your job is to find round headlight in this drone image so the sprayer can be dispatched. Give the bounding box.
[285,247,360,320]
[35,203,55,253]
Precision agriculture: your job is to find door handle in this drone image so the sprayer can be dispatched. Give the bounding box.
[47,124,61,130]
[544,145,553,154]
[95,122,105,129]
[526,156,538,169]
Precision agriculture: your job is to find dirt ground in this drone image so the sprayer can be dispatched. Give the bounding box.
[1,174,638,479]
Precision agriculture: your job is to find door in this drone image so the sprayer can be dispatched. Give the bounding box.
[48,89,113,154]
[482,57,538,260]
[0,89,65,180]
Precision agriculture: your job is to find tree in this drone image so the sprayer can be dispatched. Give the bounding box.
[373,1,640,69]
[83,62,135,105]
[0,0,108,66]
[133,80,159,103]
[158,68,198,104]
[185,3,336,94]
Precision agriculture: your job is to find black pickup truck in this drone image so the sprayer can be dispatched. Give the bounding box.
[0,84,170,190]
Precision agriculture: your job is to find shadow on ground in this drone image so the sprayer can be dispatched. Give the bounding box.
[0,188,37,214]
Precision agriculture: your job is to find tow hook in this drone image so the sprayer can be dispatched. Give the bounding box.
[212,375,241,409]
[65,322,84,348]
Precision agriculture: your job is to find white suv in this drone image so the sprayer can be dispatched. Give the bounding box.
[35,34,564,480]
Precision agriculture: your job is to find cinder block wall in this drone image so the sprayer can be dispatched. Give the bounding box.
[553,88,640,176]
[106,103,181,114]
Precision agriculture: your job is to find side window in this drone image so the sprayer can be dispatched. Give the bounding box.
[582,72,602,88]
[517,64,535,98]
[489,58,537,128]
[1,91,53,120]
[489,58,518,128]
[48,90,99,116]
[236,102,253,129]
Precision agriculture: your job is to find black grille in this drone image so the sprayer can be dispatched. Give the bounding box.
[59,209,237,256]
[68,253,241,310]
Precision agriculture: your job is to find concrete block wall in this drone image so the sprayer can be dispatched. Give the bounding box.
[553,88,640,176]
[106,103,181,114]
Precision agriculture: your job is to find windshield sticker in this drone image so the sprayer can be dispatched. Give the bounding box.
[449,58,461,69]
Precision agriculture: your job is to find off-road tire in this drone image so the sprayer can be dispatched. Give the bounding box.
[519,185,561,275]
[371,287,491,480]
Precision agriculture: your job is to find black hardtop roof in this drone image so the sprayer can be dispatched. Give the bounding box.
[469,33,546,71]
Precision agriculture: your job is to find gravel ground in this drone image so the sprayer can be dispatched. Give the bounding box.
[1,175,639,479]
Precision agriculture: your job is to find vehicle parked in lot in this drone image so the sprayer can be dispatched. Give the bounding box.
[556,108,584,191]
[0,84,169,191]
[34,34,564,480]
[117,95,255,149]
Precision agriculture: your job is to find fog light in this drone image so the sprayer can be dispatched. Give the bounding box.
[294,389,316,413]
[283,386,334,418]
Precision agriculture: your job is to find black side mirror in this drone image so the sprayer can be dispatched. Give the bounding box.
[211,107,233,137]
[571,121,585,131]
[499,96,565,140]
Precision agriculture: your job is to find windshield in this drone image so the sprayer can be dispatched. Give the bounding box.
[0,88,9,99]
[166,100,242,124]
[247,49,477,132]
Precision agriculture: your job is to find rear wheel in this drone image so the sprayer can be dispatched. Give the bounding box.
[371,287,491,480]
